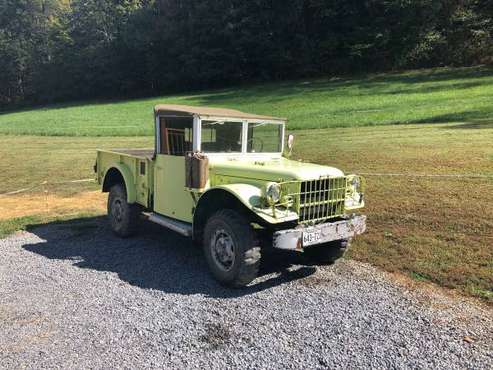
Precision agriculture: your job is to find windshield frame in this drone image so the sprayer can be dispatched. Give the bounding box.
[195,115,285,155]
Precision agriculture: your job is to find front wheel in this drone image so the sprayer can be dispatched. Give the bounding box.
[203,210,261,287]
[302,239,350,265]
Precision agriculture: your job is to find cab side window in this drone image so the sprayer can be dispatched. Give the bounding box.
[159,116,193,156]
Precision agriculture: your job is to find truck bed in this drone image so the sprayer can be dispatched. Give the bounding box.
[108,149,155,160]
[96,148,155,208]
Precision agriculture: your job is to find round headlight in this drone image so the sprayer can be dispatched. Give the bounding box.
[346,175,365,209]
[351,176,361,189]
[266,183,281,204]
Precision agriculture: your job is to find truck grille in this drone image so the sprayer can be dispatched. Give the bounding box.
[286,177,346,224]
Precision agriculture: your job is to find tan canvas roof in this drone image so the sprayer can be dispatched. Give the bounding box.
[154,104,285,121]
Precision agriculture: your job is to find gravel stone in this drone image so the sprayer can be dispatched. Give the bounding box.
[0,218,491,369]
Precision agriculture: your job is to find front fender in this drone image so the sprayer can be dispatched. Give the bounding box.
[211,184,298,224]
[103,163,137,203]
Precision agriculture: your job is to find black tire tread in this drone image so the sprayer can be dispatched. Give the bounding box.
[108,183,140,238]
[302,239,350,265]
[204,209,261,288]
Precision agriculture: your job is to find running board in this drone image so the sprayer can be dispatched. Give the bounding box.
[143,212,192,237]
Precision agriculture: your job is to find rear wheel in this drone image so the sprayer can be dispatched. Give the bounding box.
[302,239,350,265]
[108,183,140,238]
[203,210,261,287]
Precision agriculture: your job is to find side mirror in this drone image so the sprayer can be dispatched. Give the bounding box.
[287,134,295,151]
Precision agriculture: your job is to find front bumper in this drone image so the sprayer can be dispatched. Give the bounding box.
[272,215,366,251]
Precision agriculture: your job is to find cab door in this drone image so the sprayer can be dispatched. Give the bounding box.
[153,115,196,222]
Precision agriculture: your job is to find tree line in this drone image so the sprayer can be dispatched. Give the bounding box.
[1,0,492,109]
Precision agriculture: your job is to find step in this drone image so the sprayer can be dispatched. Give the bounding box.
[143,212,192,237]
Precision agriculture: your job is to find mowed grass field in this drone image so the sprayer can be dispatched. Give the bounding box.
[0,66,492,302]
[0,66,492,136]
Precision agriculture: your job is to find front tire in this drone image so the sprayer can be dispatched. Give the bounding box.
[203,210,261,287]
[108,183,140,238]
[302,239,350,265]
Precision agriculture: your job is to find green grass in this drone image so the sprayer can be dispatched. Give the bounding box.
[0,123,492,302]
[291,124,493,303]
[0,215,44,239]
[0,135,152,194]
[0,213,102,239]
[410,272,432,282]
[0,66,492,136]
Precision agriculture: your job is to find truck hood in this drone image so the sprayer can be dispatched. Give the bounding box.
[209,157,344,182]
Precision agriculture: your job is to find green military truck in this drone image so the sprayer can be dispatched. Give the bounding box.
[95,105,366,287]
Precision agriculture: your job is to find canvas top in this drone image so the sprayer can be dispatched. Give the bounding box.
[154,104,286,121]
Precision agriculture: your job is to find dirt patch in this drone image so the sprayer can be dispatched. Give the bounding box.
[299,272,337,288]
[389,271,493,311]
[199,323,231,350]
[0,191,106,220]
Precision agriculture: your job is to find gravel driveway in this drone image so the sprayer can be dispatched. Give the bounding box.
[1,217,492,369]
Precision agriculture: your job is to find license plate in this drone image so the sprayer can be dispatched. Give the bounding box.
[303,229,322,246]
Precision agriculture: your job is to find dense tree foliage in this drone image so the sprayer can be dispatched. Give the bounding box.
[0,0,491,108]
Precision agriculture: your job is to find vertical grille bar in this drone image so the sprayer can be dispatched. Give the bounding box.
[328,177,333,218]
[292,176,346,223]
[300,182,303,221]
[308,180,312,221]
[325,179,332,218]
[331,178,334,217]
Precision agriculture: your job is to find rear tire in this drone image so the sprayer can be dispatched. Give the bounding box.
[302,239,350,265]
[108,183,140,238]
[203,210,261,287]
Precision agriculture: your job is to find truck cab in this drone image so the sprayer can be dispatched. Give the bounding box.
[96,105,366,287]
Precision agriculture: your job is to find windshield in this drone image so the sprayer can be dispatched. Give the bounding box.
[201,120,243,153]
[247,122,283,153]
[200,120,283,153]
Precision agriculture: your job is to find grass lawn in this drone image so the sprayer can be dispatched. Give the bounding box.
[0,66,492,136]
[0,136,152,194]
[0,66,492,302]
[293,124,493,302]
[0,123,491,302]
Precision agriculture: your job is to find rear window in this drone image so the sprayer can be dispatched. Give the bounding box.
[159,116,193,156]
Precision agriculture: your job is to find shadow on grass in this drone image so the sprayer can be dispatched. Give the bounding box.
[407,109,493,127]
[374,80,490,96]
[21,216,316,298]
[441,120,493,129]
[3,66,492,117]
[186,65,493,106]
